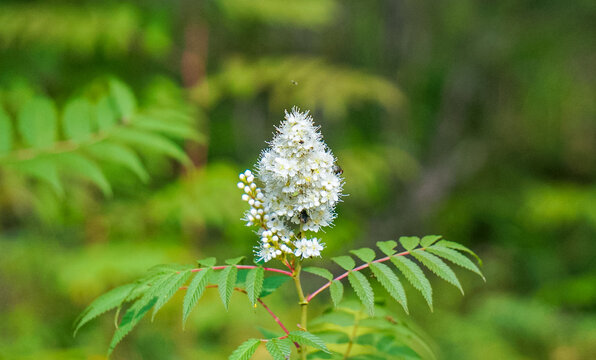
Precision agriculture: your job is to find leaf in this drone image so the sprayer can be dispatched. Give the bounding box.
[436,240,483,266]
[246,267,265,307]
[390,256,433,311]
[329,280,344,307]
[96,95,118,132]
[411,250,463,294]
[260,276,290,297]
[18,96,57,148]
[420,235,442,247]
[109,79,137,119]
[332,256,355,271]
[229,338,261,360]
[218,266,238,310]
[350,248,376,263]
[369,263,408,314]
[427,246,485,280]
[376,240,397,256]
[399,236,420,251]
[16,158,64,196]
[57,153,112,196]
[62,98,94,142]
[0,105,13,153]
[266,337,292,360]
[86,142,149,182]
[132,114,204,142]
[151,270,192,321]
[225,256,245,265]
[303,266,333,281]
[289,331,329,353]
[182,269,211,327]
[197,257,217,267]
[73,283,136,336]
[108,297,157,355]
[111,127,190,165]
[348,271,375,316]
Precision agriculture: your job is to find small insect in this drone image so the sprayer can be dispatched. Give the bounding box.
[333,163,343,175]
[291,80,299,86]
[299,209,309,224]
[299,140,304,144]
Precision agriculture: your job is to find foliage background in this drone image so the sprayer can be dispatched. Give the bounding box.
[0,0,594,359]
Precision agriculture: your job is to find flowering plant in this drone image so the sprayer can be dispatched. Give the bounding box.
[75,108,484,359]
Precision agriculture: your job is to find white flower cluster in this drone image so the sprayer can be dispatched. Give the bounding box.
[238,107,343,263]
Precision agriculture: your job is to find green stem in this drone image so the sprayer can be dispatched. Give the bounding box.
[293,260,309,360]
[343,310,361,359]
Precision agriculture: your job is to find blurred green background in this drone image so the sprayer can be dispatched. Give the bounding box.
[0,0,595,359]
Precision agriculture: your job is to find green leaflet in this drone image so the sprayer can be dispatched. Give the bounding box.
[246,267,264,307]
[182,269,211,327]
[108,297,157,355]
[390,256,433,311]
[289,331,329,353]
[411,250,463,294]
[330,280,344,307]
[228,338,261,360]
[219,266,238,310]
[426,246,485,280]
[0,105,13,153]
[111,127,190,165]
[132,114,204,142]
[96,95,118,132]
[15,158,64,196]
[265,337,292,360]
[109,78,137,119]
[369,262,408,314]
[62,98,94,142]
[436,240,483,266]
[420,235,442,247]
[151,270,192,321]
[303,266,333,281]
[73,283,136,336]
[86,142,149,182]
[376,240,397,256]
[350,248,376,263]
[399,236,419,251]
[225,256,245,265]
[260,276,290,298]
[197,257,217,267]
[56,153,112,196]
[348,271,375,316]
[18,96,57,148]
[332,256,355,271]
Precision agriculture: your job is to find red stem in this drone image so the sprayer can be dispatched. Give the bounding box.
[179,284,299,348]
[306,249,416,302]
[189,265,292,276]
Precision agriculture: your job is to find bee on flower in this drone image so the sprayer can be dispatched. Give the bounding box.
[237,107,343,263]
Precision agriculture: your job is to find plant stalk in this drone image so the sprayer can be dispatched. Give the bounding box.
[293,260,309,360]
